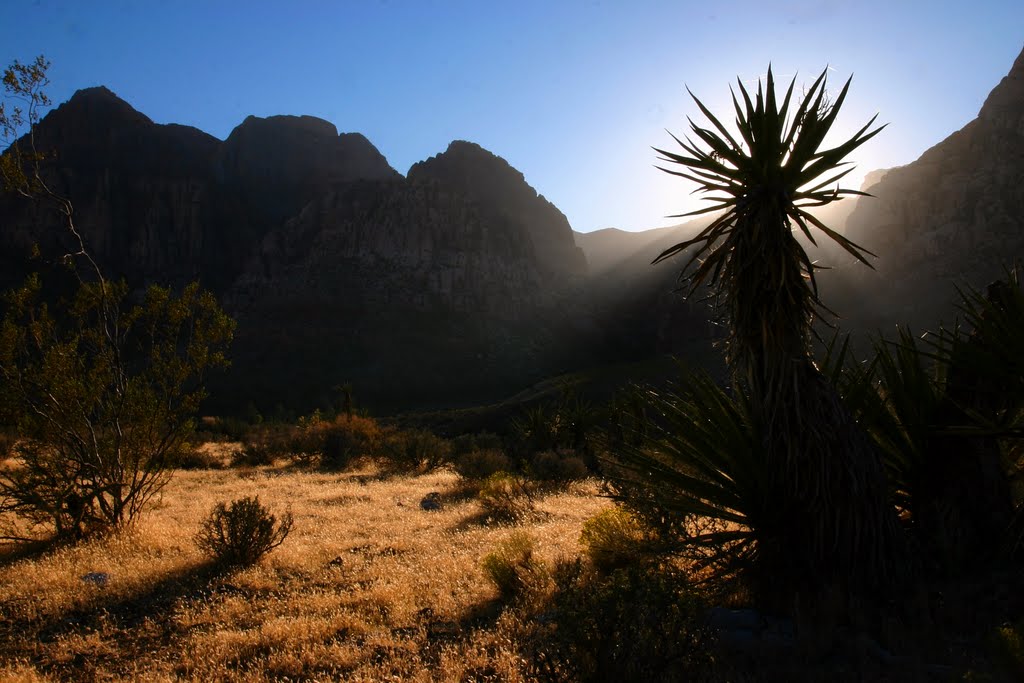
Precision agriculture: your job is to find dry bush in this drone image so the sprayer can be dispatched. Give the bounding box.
[455,449,512,480]
[530,449,590,482]
[176,444,230,470]
[380,428,451,473]
[288,414,382,470]
[194,496,293,567]
[478,472,536,522]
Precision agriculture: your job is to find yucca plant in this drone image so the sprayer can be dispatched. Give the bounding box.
[652,67,905,594]
[851,273,1022,569]
[607,374,769,587]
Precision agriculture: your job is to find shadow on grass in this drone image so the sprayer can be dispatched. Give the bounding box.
[0,537,59,568]
[36,560,233,638]
[2,558,243,680]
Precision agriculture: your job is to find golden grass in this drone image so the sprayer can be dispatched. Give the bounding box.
[0,463,610,681]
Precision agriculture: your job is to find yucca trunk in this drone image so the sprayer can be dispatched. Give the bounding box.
[760,363,905,596]
[731,206,904,595]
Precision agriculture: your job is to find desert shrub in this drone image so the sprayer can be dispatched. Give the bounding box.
[451,431,505,458]
[209,416,251,442]
[194,496,293,567]
[529,450,590,482]
[235,423,295,467]
[455,449,512,480]
[232,441,277,467]
[530,562,715,682]
[286,413,382,470]
[176,444,228,470]
[320,414,382,469]
[478,471,536,522]
[0,279,233,541]
[481,531,549,602]
[381,428,451,472]
[579,506,656,574]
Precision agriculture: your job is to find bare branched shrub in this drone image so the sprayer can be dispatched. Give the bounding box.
[194,496,293,566]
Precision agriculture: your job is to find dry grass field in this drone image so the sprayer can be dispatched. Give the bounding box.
[0,452,611,682]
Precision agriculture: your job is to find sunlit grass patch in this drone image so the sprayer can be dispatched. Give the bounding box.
[0,462,609,681]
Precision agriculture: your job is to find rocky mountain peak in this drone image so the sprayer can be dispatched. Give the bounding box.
[408,140,587,277]
[218,113,398,188]
[232,113,339,140]
[39,85,154,142]
[979,45,1024,130]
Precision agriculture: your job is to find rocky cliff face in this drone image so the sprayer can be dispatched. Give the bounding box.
[409,141,587,281]
[225,167,593,412]
[0,87,595,413]
[836,45,1024,332]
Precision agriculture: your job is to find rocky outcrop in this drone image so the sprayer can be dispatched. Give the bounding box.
[222,175,594,412]
[409,141,587,280]
[0,87,596,413]
[836,45,1024,332]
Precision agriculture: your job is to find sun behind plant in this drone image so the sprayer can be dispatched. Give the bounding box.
[648,66,906,600]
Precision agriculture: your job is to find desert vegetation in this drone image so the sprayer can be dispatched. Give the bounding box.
[2,55,1024,682]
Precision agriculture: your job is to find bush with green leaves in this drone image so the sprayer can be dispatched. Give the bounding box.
[527,561,716,683]
[0,278,233,541]
[579,506,657,574]
[0,56,233,543]
[481,531,549,602]
[194,496,293,567]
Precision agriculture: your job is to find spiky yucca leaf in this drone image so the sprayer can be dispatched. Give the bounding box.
[606,373,770,577]
[825,328,946,513]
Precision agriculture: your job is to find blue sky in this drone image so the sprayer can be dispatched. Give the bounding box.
[2,1,1022,232]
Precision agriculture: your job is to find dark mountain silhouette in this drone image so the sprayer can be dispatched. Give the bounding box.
[0,87,597,413]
